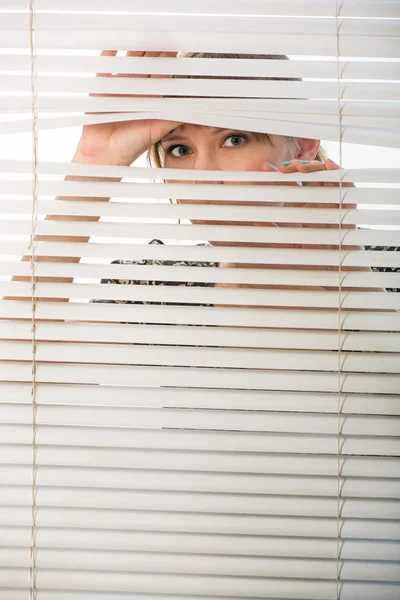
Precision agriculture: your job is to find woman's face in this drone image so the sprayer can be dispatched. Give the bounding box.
[159,124,297,230]
[160,123,290,172]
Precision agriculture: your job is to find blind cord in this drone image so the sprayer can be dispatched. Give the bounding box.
[335,1,344,598]
[28,0,38,598]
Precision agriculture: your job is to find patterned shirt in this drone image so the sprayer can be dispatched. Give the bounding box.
[90,239,399,309]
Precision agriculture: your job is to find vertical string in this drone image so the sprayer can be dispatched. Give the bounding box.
[335,2,344,598]
[28,1,38,598]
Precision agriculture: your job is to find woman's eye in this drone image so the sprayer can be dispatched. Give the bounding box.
[168,145,191,158]
[223,134,247,148]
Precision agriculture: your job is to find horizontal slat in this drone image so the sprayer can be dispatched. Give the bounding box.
[0,547,399,583]
[1,505,400,541]
[2,110,399,147]
[2,322,399,353]
[1,424,399,456]
[2,221,400,248]
[3,262,399,290]
[2,403,400,436]
[0,362,398,394]
[1,97,399,121]
[1,302,399,332]
[0,161,399,184]
[1,446,399,479]
[2,103,398,132]
[1,382,399,415]
[3,75,399,102]
[3,199,400,228]
[2,282,398,311]
[4,0,400,18]
[2,55,400,81]
[2,485,399,519]
[2,179,399,205]
[2,567,400,600]
[1,526,399,561]
[2,241,399,270]
[4,14,400,37]
[1,28,400,58]
[1,341,399,373]
[1,464,399,498]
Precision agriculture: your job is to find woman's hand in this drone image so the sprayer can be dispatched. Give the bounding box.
[75,50,182,166]
[263,157,356,240]
[263,156,354,212]
[261,157,371,283]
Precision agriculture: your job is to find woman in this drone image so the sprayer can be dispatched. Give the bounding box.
[10,51,395,303]
[83,51,354,308]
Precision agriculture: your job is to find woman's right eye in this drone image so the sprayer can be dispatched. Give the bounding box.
[167,145,191,158]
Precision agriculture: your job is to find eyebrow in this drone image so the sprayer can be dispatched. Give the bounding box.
[160,127,230,144]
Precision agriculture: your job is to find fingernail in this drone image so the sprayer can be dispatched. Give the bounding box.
[327,158,337,164]
[299,160,309,164]
[265,161,278,171]
[280,161,290,167]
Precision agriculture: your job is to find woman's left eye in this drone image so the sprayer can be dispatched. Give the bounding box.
[223,134,248,148]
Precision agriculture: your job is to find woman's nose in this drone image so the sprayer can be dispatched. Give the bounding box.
[193,152,225,185]
[193,150,219,171]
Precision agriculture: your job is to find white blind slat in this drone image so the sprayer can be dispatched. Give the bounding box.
[2,403,400,436]
[1,342,399,374]
[0,363,398,395]
[2,179,399,205]
[1,30,399,59]
[2,243,400,270]
[3,14,399,38]
[0,526,398,561]
[2,221,399,248]
[2,55,400,81]
[1,466,399,500]
[1,425,399,457]
[2,199,400,229]
[2,283,399,311]
[2,322,399,353]
[5,75,398,103]
[2,262,399,290]
[3,0,400,18]
[2,568,400,600]
[2,302,399,333]
[1,383,399,416]
[0,547,399,583]
[0,161,399,182]
[2,111,398,148]
[1,97,398,121]
[1,487,399,525]
[1,447,399,479]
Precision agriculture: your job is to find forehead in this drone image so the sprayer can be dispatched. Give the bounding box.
[161,124,226,142]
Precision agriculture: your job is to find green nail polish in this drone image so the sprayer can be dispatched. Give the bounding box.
[280,161,290,167]
[328,158,337,163]
[299,160,309,164]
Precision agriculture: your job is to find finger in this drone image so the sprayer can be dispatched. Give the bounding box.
[323,158,354,188]
[124,51,177,81]
[324,158,340,170]
[278,159,326,173]
[262,161,302,187]
[125,51,146,57]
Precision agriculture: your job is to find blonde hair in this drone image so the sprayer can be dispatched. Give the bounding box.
[147,52,327,167]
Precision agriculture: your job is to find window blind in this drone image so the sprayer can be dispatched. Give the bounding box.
[0,1,400,599]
